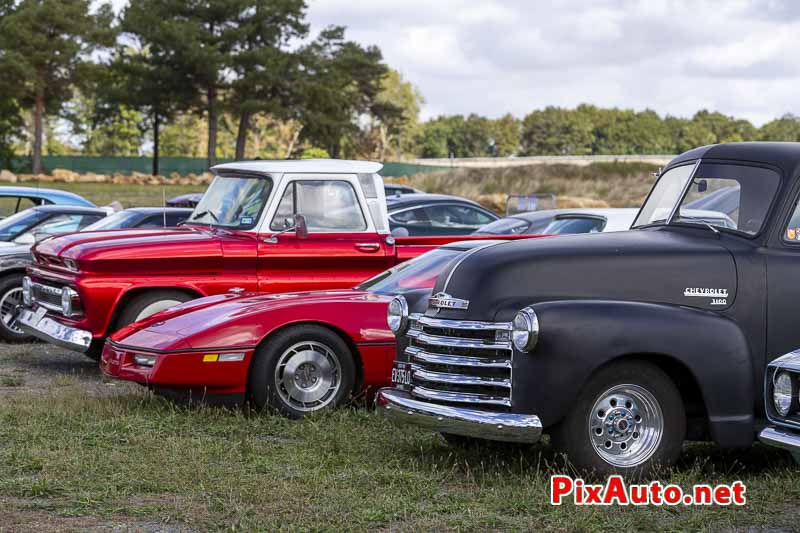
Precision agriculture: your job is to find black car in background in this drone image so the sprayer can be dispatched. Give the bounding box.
[0,207,192,343]
[384,183,424,197]
[387,193,498,236]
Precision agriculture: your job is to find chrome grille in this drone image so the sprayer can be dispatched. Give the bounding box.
[406,315,512,411]
[31,281,63,312]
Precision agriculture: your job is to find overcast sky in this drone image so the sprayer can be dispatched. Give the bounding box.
[306,0,800,125]
[109,0,800,126]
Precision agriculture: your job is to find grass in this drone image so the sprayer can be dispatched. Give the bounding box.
[0,376,798,530]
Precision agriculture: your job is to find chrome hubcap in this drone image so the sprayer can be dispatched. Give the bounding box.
[275,341,341,412]
[0,287,23,334]
[589,384,663,467]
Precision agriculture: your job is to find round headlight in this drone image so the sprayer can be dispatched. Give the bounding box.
[21,276,32,306]
[512,306,539,352]
[774,371,794,417]
[387,295,409,335]
[61,287,73,317]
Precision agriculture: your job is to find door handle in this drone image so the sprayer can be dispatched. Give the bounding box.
[354,242,381,253]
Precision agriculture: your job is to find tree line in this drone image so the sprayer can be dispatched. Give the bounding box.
[1,1,800,175]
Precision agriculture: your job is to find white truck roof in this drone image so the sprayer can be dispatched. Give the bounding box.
[212,159,383,175]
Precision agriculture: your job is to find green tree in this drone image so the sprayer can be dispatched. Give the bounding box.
[520,107,593,155]
[759,114,800,142]
[0,0,114,173]
[295,26,388,158]
[491,114,520,157]
[371,69,423,160]
[229,0,308,159]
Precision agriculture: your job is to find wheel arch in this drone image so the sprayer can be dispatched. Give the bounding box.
[107,285,205,334]
[246,320,364,398]
[514,299,755,447]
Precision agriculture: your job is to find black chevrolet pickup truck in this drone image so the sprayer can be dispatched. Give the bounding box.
[378,142,800,476]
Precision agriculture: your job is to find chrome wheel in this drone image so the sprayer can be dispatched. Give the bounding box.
[0,287,23,335]
[274,341,342,412]
[589,384,663,468]
[134,299,182,322]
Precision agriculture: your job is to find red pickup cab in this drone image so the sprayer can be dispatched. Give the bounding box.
[16,160,509,359]
[100,240,505,415]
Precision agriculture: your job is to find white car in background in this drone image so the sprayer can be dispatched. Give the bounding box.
[474,208,640,236]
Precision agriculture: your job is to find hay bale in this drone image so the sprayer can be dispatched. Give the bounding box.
[51,168,79,182]
[0,169,17,183]
[76,173,109,183]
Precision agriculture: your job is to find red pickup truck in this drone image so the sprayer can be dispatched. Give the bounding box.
[16,160,515,359]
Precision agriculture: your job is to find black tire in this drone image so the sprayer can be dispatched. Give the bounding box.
[549,360,685,478]
[115,290,193,331]
[0,273,32,343]
[248,324,356,419]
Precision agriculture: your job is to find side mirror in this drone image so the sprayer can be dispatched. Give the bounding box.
[696,179,708,193]
[294,214,308,240]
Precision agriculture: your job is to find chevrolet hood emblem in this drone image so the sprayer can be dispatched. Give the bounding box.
[430,292,469,311]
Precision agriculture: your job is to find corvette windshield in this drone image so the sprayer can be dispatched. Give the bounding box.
[356,247,462,295]
[186,175,272,230]
[633,162,780,236]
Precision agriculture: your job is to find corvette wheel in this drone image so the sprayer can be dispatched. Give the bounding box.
[248,324,356,418]
[0,274,32,343]
[550,361,685,478]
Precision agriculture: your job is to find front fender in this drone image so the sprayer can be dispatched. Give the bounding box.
[512,300,754,447]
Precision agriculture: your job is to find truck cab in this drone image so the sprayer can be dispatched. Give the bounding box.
[378,142,800,477]
[15,160,408,357]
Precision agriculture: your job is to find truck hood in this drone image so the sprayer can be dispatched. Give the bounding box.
[432,228,738,322]
[113,289,392,351]
[32,227,228,275]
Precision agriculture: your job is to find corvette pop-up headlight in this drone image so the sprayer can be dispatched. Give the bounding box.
[773,371,794,417]
[387,295,409,335]
[512,306,539,352]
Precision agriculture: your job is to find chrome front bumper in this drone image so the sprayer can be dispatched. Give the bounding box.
[377,388,543,444]
[759,426,800,454]
[16,307,92,352]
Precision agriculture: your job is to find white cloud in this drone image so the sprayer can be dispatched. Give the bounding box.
[307,0,800,125]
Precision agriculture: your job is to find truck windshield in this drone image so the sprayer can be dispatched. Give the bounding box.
[633,162,780,236]
[356,247,463,295]
[186,175,272,230]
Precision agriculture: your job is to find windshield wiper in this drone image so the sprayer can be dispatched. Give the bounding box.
[189,210,219,224]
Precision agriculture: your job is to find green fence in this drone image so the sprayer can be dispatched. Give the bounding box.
[10,156,447,178]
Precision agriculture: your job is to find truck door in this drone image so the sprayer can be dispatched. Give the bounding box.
[766,192,800,360]
[257,176,394,294]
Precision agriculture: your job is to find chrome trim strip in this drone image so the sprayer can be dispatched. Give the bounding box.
[409,330,511,350]
[410,384,511,407]
[377,388,542,444]
[441,241,506,294]
[666,158,702,224]
[758,426,800,454]
[407,347,511,369]
[16,308,92,352]
[412,366,511,389]
[418,316,512,331]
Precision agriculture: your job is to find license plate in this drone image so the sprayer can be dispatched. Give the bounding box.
[33,306,47,325]
[391,361,413,390]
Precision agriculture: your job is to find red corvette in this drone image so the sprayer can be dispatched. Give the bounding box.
[101,240,506,417]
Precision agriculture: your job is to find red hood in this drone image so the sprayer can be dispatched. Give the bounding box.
[33,227,236,275]
[112,289,394,351]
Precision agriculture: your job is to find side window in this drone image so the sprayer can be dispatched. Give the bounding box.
[0,196,37,218]
[167,213,190,227]
[424,205,493,229]
[137,215,167,229]
[785,198,800,242]
[31,214,92,237]
[270,180,367,232]
[391,207,429,225]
